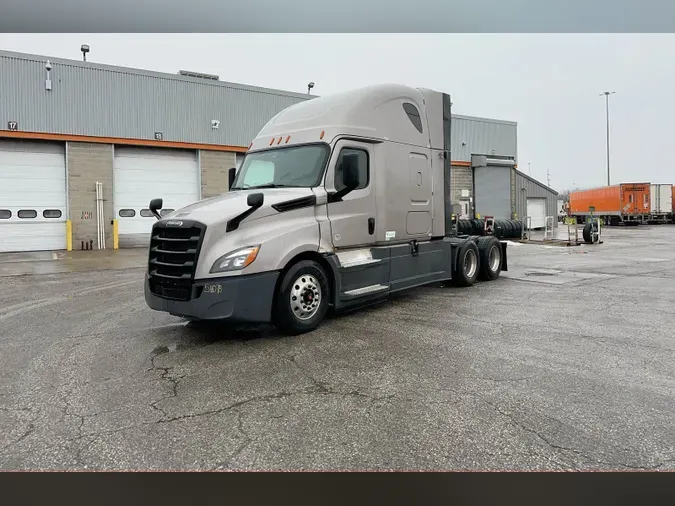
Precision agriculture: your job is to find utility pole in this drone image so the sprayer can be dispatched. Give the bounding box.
[600,91,616,186]
[547,167,551,187]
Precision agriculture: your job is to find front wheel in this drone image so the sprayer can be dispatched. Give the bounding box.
[273,260,330,335]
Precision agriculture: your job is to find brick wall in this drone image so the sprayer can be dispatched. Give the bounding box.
[450,165,473,206]
[67,142,113,249]
[200,150,236,199]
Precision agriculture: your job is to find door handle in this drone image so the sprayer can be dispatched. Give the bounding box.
[368,218,375,235]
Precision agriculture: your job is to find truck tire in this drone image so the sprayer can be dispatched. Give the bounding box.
[505,220,514,238]
[476,236,502,281]
[493,221,504,239]
[273,260,330,335]
[451,240,480,287]
[583,222,598,244]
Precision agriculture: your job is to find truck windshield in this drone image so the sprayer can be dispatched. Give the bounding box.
[231,144,330,190]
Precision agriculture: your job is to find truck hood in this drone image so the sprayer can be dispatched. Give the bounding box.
[160,188,316,227]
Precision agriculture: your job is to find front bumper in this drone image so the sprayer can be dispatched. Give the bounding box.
[144,271,280,323]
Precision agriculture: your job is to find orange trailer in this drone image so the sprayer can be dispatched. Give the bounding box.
[569,183,650,226]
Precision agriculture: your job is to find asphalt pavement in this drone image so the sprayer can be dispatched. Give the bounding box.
[1,225,674,470]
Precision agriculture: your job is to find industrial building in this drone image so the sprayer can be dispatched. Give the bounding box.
[0,49,557,253]
[449,118,559,229]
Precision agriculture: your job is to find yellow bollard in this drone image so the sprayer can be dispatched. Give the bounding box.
[113,219,119,250]
[66,220,73,251]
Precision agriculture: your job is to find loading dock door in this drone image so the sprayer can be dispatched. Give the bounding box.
[0,140,67,253]
[527,198,547,229]
[113,147,199,248]
[474,165,512,220]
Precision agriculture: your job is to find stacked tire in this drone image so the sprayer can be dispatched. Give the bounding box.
[455,219,485,236]
[492,220,523,239]
[455,219,523,239]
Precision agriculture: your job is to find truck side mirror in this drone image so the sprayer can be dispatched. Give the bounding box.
[328,153,361,203]
[342,153,361,191]
[226,193,264,233]
[228,167,237,190]
[247,192,264,208]
[149,198,163,220]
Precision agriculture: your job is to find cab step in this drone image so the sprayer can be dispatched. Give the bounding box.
[341,283,389,299]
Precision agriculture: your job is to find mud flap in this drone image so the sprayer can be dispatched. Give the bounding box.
[500,241,508,272]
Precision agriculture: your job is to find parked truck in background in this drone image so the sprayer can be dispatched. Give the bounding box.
[557,198,566,223]
[649,184,673,224]
[143,83,509,335]
[569,183,651,226]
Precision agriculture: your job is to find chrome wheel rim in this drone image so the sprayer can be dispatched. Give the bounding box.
[488,245,501,272]
[464,249,478,278]
[290,274,322,321]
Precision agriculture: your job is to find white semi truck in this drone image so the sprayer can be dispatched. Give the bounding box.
[144,84,509,334]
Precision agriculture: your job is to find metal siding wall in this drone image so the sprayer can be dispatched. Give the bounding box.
[451,115,517,162]
[474,166,512,220]
[0,52,310,147]
[514,171,559,227]
[3,52,518,159]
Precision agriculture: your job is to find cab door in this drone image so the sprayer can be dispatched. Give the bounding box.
[325,140,377,249]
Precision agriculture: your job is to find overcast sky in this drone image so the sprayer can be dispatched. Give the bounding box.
[1,33,673,191]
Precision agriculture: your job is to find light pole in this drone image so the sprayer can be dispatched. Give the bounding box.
[600,91,616,186]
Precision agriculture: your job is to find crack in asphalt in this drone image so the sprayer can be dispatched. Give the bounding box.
[60,389,87,466]
[653,458,675,470]
[147,353,185,419]
[469,392,658,471]
[156,390,305,424]
[145,352,396,427]
[61,389,85,441]
[285,353,397,404]
[467,374,543,383]
[0,423,35,452]
[212,409,253,471]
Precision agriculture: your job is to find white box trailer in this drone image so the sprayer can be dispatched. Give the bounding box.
[650,184,673,223]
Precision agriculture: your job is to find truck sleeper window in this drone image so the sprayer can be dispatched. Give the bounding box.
[233,144,329,189]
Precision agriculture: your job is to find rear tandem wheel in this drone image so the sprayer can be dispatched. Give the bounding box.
[450,239,480,287]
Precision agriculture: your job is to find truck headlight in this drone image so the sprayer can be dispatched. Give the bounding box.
[210,246,260,273]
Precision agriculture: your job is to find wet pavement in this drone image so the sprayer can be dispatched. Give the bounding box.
[0,249,147,277]
[0,226,674,470]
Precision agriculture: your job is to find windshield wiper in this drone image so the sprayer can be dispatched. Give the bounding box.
[246,183,296,189]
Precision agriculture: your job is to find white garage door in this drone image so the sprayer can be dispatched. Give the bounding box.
[0,140,67,253]
[113,147,199,247]
[527,198,547,229]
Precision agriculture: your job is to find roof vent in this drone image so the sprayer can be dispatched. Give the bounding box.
[178,70,220,81]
